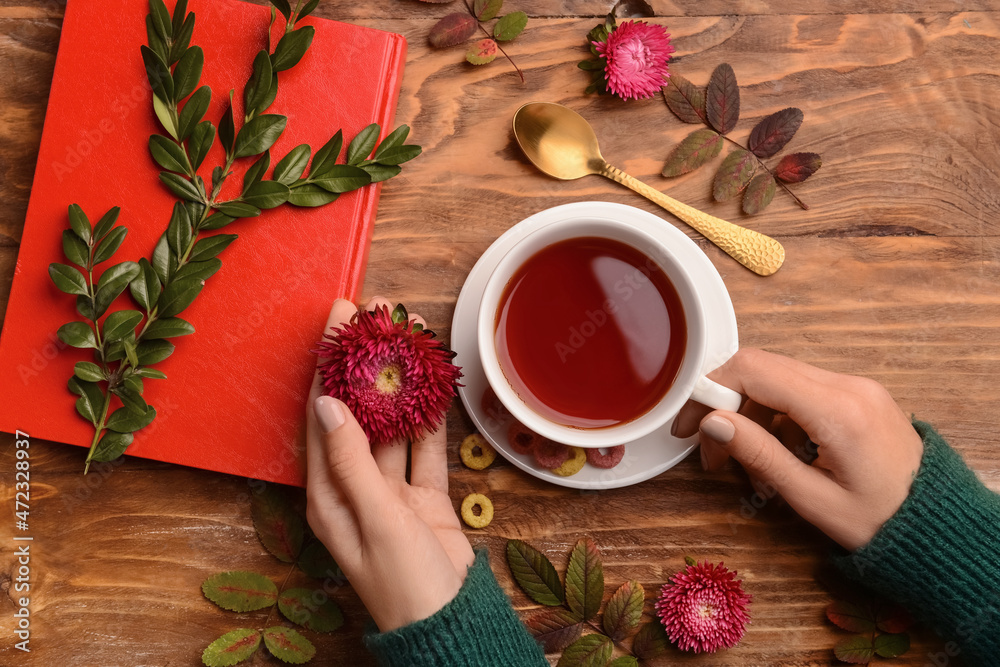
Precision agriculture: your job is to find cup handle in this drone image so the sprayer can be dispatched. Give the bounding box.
[691,375,743,412]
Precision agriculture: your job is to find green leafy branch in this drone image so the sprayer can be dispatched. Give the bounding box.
[506,538,670,666]
[201,486,346,666]
[50,0,420,473]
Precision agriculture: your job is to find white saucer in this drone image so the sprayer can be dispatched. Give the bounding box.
[451,202,739,490]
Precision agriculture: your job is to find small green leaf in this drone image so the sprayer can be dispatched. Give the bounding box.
[123,373,144,395]
[505,539,564,606]
[360,164,401,183]
[123,332,140,369]
[346,123,380,165]
[219,93,236,158]
[67,203,92,244]
[200,213,236,230]
[201,628,262,667]
[602,580,644,641]
[169,13,195,66]
[170,0,188,38]
[177,85,211,140]
[826,601,877,634]
[234,114,287,158]
[166,202,193,256]
[152,93,179,140]
[251,486,304,563]
[150,234,172,285]
[135,367,168,380]
[149,134,191,174]
[286,184,339,207]
[189,234,237,262]
[129,258,161,313]
[243,152,271,193]
[69,377,103,425]
[273,145,311,185]
[262,626,315,664]
[103,309,144,342]
[742,171,776,215]
[257,73,278,117]
[49,263,89,296]
[473,0,503,21]
[243,181,289,209]
[565,538,604,622]
[172,45,204,102]
[494,11,528,41]
[372,145,421,166]
[557,634,612,667]
[684,555,697,567]
[187,121,216,171]
[215,201,262,218]
[111,385,148,415]
[374,125,409,157]
[713,148,757,202]
[141,45,173,102]
[873,632,910,658]
[269,0,292,20]
[95,262,141,317]
[57,321,97,348]
[74,361,105,382]
[157,278,203,318]
[62,230,89,268]
[92,207,121,242]
[202,571,278,612]
[92,226,128,265]
[631,621,669,660]
[309,130,343,177]
[136,339,175,365]
[296,0,320,21]
[91,431,134,462]
[270,26,315,72]
[390,303,408,324]
[278,588,344,633]
[466,38,499,65]
[76,295,97,321]
[146,13,169,66]
[310,164,371,193]
[296,540,342,580]
[105,405,156,433]
[244,49,273,117]
[174,258,221,282]
[149,0,172,39]
[159,172,203,202]
[834,635,876,664]
[662,128,723,177]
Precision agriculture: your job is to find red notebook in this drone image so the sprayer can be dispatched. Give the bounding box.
[0,0,406,486]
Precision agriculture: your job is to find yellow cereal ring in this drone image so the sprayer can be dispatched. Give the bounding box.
[552,446,586,477]
[460,433,497,470]
[461,493,494,529]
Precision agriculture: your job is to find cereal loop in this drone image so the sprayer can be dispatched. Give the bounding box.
[533,439,570,469]
[460,433,497,470]
[586,445,626,469]
[461,493,494,529]
[552,446,586,476]
[508,421,542,456]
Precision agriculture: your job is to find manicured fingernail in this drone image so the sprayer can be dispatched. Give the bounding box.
[701,416,735,444]
[315,397,345,433]
[699,446,709,471]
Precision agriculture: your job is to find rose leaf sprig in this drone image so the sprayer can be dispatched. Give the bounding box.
[826,598,913,664]
[424,0,527,80]
[200,486,345,666]
[661,63,822,214]
[49,0,421,473]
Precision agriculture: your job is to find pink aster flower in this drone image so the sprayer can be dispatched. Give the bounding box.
[594,20,674,100]
[654,560,751,653]
[314,305,462,445]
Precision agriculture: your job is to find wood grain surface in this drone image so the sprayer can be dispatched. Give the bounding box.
[3,0,1000,665]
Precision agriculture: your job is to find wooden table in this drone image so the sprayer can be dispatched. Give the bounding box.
[2,1,999,665]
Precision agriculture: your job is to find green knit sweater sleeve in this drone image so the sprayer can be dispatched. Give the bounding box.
[834,421,1000,666]
[363,549,548,667]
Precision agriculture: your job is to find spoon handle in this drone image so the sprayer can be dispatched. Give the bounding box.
[599,162,785,276]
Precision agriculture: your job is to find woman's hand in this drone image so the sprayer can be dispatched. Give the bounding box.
[675,348,924,551]
[305,297,475,632]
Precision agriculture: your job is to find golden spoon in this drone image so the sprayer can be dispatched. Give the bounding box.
[512,102,785,276]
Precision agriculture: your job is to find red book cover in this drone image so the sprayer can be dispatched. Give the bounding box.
[0,0,406,486]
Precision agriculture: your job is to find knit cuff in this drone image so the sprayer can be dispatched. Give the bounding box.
[363,549,548,667]
[833,421,1000,665]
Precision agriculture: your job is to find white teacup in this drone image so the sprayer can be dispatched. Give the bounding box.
[477,213,742,448]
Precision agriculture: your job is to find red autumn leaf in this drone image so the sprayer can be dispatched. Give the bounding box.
[713,148,756,202]
[742,171,776,215]
[662,128,722,177]
[565,538,604,622]
[826,600,877,633]
[558,634,612,666]
[748,107,803,158]
[663,74,706,124]
[251,485,304,563]
[262,626,316,664]
[873,632,911,658]
[202,571,279,612]
[706,63,740,134]
[524,608,583,653]
[876,604,915,633]
[774,152,821,183]
[428,13,477,48]
[834,634,876,664]
[631,621,669,659]
[602,580,644,641]
[466,38,498,65]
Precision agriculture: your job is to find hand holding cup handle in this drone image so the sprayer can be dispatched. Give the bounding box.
[690,374,744,413]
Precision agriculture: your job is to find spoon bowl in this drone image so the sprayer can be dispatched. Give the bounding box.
[512,102,785,276]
